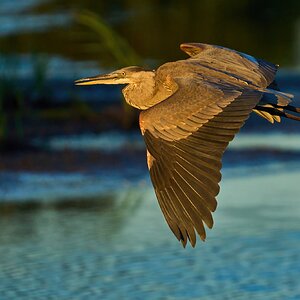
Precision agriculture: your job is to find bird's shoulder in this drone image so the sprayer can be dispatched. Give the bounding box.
[180,43,278,88]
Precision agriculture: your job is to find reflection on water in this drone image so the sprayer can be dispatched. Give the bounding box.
[0,165,300,299]
[40,131,300,152]
[0,0,49,14]
[0,13,71,36]
[0,171,147,204]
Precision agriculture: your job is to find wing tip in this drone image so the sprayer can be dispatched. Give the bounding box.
[181,231,207,247]
[181,239,188,248]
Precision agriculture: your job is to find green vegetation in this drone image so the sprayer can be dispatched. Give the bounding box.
[76,11,141,67]
[0,54,51,147]
[1,0,299,66]
[75,10,142,127]
[0,56,24,144]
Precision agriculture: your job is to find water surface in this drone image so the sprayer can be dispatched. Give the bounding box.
[0,161,300,299]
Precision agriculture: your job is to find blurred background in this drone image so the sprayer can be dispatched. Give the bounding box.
[0,0,300,299]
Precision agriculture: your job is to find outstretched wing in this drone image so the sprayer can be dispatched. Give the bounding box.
[140,75,263,247]
[180,43,277,88]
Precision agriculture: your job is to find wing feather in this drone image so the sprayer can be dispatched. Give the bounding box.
[174,153,220,200]
[140,75,263,246]
[180,43,277,88]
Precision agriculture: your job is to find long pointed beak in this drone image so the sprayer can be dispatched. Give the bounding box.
[75,73,119,85]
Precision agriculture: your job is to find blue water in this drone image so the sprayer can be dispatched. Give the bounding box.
[0,161,300,299]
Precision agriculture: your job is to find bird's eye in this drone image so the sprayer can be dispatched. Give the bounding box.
[121,71,126,76]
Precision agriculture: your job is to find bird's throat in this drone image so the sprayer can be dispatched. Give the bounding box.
[122,74,177,110]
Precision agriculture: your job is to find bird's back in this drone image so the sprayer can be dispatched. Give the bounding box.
[180,43,278,88]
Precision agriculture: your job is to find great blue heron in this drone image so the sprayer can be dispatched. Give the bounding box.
[76,43,300,247]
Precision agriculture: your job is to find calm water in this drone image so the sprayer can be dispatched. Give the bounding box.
[0,159,300,299]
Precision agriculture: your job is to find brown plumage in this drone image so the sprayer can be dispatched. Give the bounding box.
[75,43,300,247]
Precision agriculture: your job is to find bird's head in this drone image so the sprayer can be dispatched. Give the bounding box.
[75,66,154,86]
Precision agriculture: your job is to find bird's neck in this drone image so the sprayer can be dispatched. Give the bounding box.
[122,73,176,110]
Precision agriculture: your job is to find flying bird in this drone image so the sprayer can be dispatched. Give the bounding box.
[75,43,300,247]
